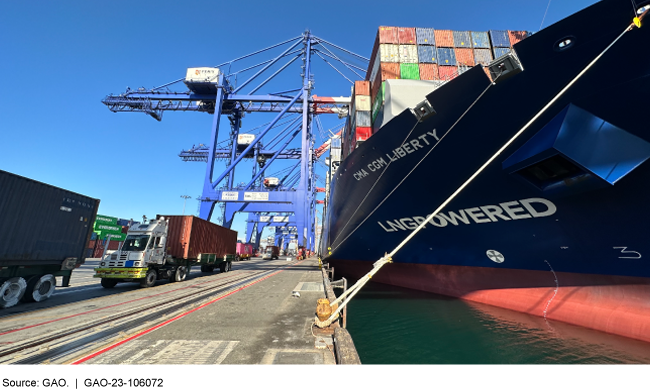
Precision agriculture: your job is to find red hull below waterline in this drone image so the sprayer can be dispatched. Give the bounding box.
[327,259,650,343]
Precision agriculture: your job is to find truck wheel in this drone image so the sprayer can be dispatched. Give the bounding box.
[0,277,27,309]
[219,262,228,273]
[100,278,118,289]
[171,266,187,282]
[140,269,157,288]
[22,275,57,302]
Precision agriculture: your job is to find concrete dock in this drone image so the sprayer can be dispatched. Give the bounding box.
[0,256,359,365]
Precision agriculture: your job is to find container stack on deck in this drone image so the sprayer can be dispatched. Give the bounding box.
[342,81,373,159]
[339,26,531,155]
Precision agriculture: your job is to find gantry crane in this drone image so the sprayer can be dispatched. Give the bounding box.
[102,31,367,251]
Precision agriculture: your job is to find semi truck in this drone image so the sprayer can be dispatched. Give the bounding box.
[0,170,98,308]
[94,215,237,288]
[236,243,253,260]
[262,246,280,260]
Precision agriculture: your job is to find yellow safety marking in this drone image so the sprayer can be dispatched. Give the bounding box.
[634,17,642,28]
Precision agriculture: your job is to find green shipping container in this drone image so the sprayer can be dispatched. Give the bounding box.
[95,231,127,242]
[94,222,122,233]
[372,83,385,122]
[400,63,420,80]
[95,214,118,225]
[104,232,127,242]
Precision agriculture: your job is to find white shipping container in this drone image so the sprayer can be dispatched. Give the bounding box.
[399,45,419,63]
[263,177,279,187]
[237,134,256,145]
[380,44,399,63]
[381,79,443,127]
[185,67,220,83]
[355,95,371,111]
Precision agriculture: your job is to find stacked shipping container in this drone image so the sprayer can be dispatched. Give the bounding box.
[342,81,373,159]
[350,26,531,155]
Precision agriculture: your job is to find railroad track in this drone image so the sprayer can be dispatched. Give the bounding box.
[0,258,302,364]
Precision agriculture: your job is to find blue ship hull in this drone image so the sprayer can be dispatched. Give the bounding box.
[321,0,650,342]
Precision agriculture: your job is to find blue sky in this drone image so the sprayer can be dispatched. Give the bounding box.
[0,0,595,241]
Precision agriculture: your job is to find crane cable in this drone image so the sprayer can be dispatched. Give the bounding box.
[317,19,641,328]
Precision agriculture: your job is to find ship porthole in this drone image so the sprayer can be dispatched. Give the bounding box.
[554,36,575,51]
[486,250,505,263]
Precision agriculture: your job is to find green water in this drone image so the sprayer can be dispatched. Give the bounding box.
[343,281,650,364]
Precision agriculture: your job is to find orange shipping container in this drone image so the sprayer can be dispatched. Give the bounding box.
[379,62,400,81]
[378,26,399,44]
[434,30,454,47]
[419,63,439,80]
[354,81,370,96]
[398,27,416,44]
[508,30,528,46]
[438,65,459,80]
[455,48,475,66]
[159,215,237,259]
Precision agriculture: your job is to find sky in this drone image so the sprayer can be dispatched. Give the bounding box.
[0,0,597,242]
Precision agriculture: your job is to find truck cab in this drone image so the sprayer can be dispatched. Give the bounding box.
[101,217,168,269]
[262,246,279,260]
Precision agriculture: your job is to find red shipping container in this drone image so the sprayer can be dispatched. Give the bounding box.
[455,48,475,66]
[398,27,416,44]
[438,65,459,80]
[378,26,399,44]
[379,62,400,81]
[508,30,528,46]
[354,81,370,96]
[419,63,439,80]
[434,30,454,47]
[355,127,372,142]
[158,215,237,259]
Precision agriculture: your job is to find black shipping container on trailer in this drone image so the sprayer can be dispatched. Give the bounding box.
[0,170,99,286]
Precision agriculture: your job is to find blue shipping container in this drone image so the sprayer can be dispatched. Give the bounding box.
[489,30,511,48]
[417,45,437,63]
[453,31,472,47]
[493,47,512,58]
[471,31,490,48]
[437,47,457,66]
[416,27,436,45]
[356,111,371,127]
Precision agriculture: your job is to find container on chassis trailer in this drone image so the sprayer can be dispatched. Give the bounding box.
[262,246,280,260]
[236,242,253,260]
[94,215,237,288]
[0,170,98,308]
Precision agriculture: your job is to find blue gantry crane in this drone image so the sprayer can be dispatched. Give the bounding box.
[102,31,366,251]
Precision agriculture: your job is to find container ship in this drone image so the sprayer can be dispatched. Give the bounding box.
[320,0,650,343]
